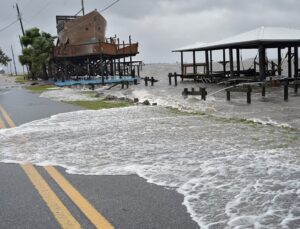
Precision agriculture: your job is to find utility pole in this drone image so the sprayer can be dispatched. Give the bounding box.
[81,0,85,15]
[9,62,13,76]
[11,45,17,76]
[16,3,25,36]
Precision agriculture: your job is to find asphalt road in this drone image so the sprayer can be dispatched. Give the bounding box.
[0,87,199,229]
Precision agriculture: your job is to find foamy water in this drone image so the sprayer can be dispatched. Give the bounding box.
[1,64,300,228]
[0,106,299,228]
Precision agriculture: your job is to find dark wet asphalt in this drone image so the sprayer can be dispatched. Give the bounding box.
[0,88,199,229]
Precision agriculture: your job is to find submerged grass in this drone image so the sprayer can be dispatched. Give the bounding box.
[66,100,134,110]
[26,85,58,93]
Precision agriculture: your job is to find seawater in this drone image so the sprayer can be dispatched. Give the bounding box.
[1,64,300,228]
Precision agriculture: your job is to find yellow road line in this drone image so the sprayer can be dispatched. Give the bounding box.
[45,166,114,229]
[0,104,82,228]
[0,104,113,229]
[21,164,81,229]
[0,105,15,127]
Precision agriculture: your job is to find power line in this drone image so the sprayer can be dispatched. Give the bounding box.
[0,19,18,33]
[100,0,121,13]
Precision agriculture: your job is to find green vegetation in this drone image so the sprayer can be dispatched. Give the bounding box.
[19,28,54,80]
[15,75,29,84]
[26,85,58,93]
[66,100,134,110]
[0,48,11,66]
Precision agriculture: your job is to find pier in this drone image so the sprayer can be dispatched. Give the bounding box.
[171,26,300,103]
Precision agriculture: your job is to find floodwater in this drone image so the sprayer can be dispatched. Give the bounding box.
[1,64,300,228]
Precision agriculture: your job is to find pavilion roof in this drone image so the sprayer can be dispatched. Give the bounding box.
[173,26,300,52]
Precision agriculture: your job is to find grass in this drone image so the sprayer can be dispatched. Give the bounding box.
[15,75,28,84]
[66,100,134,110]
[26,85,58,93]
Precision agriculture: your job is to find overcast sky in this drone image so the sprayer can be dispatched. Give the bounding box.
[0,0,299,72]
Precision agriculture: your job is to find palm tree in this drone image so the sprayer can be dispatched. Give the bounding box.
[19,28,54,80]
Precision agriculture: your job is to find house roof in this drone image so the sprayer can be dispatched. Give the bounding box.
[173,26,300,52]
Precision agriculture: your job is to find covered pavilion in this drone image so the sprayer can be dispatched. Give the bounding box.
[173,26,300,82]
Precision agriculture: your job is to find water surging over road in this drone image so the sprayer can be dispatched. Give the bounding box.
[2,64,300,228]
[0,106,300,228]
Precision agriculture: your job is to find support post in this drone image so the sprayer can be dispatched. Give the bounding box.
[151,77,154,86]
[262,85,266,97]
[129,35,132,74]
[209,50,213,74]
[247,86,252,104]
[205,50,210,76]
[236,49,240,77]
[259,45,266,81]
[183,88,188,97]
[180,52,184,76]
[288,47,292,78]
[294,46,298,79]
[229,48,234,78]
[284,79,289,101]
[200,88,207,101]
[223,49,226,76]
[193,51,196,74]
[278,48,282,75]
[174,72,178,86]
[168,73,172,85]
[226,90,230,101]
[145,77,148,86]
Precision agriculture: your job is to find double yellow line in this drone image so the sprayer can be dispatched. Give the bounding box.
[0,105,114,229]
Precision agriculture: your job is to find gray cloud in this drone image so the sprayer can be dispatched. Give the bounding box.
[0,0,299,72]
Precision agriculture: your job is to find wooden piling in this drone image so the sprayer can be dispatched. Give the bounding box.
[262,86,266,97]
[183,88,188,97]
[226,90,230,101]
[247,86,252,104]
[151,77,154,86]
[174,72,178,86]
[284,79,289,101]
[200,88,207,101]
[145,77,148,86]
[168,73,172,85]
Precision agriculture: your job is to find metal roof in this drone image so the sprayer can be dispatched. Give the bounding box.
[173,26,300,52]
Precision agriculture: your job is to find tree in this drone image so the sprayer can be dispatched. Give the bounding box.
[0,48,11,66]
[19,27,54,80]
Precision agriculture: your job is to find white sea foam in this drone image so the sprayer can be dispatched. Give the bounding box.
[0,106,299,228]
[2,64,300,227]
